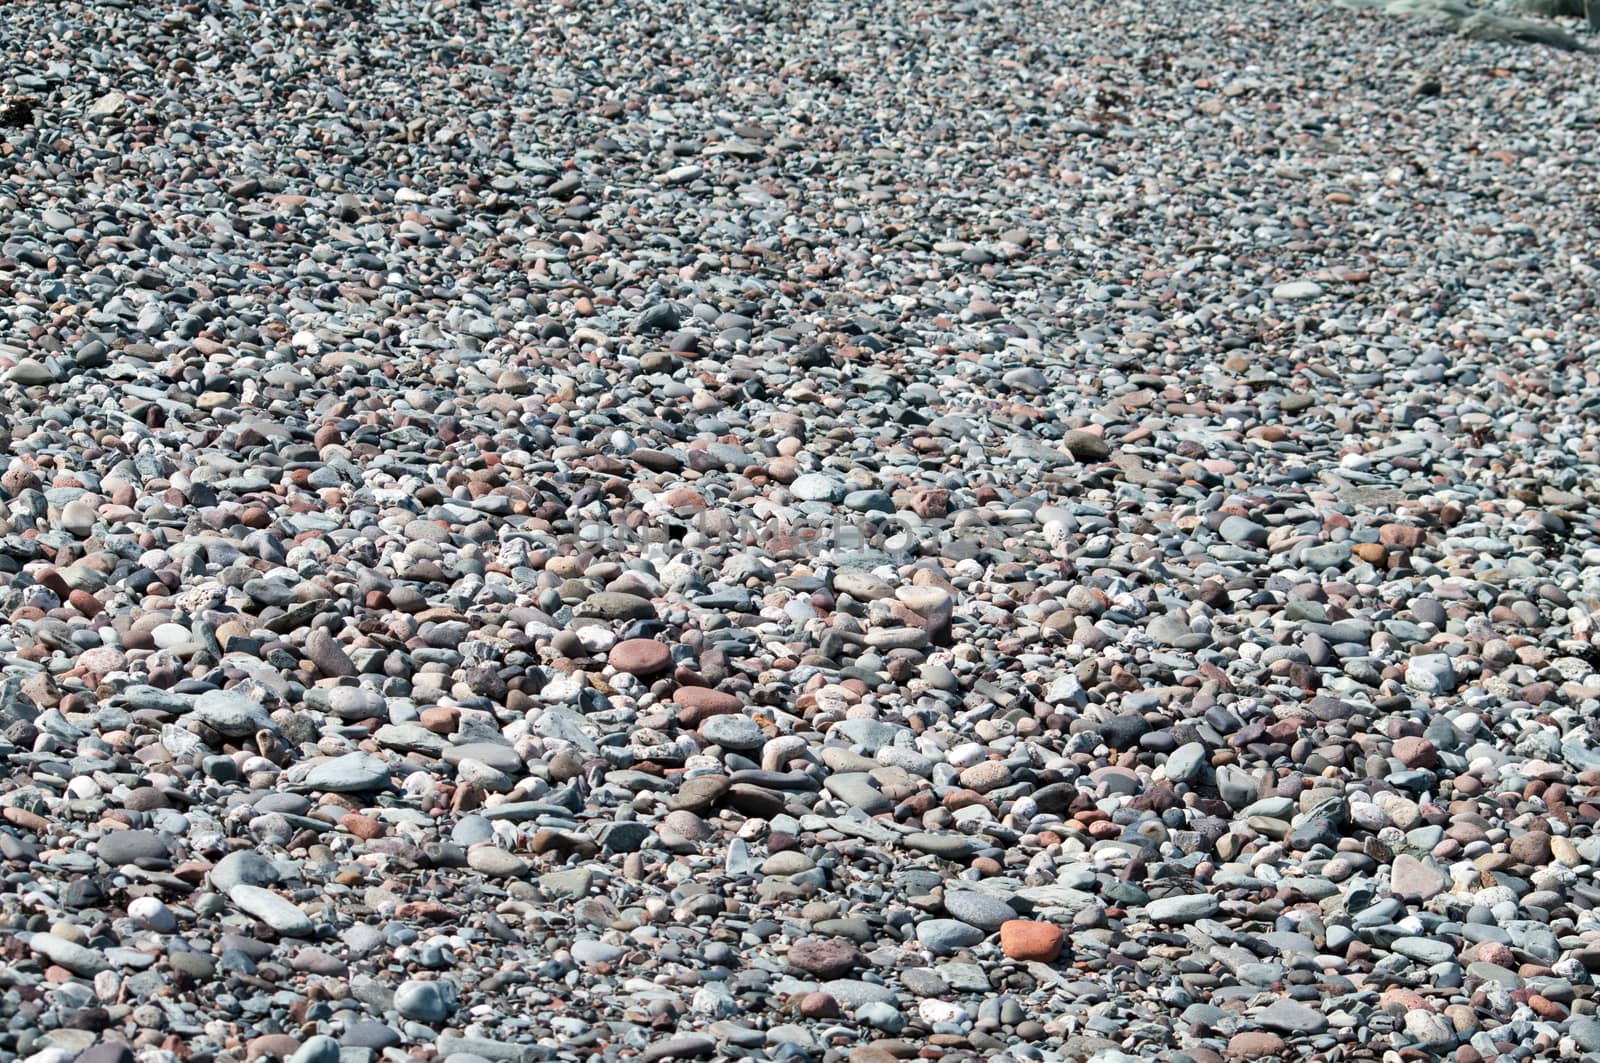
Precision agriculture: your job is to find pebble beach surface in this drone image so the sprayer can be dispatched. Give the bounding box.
[5,2,1600,1062]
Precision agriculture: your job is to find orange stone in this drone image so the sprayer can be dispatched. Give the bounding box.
[341,813,384,840]
[999,919,1063,963]
[419,706,460,734]
[1352,542,1387,564]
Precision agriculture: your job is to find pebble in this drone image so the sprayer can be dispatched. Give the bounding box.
[227,885,315,937]
[942,888,1018,932]
[999,920,1064,963]
[1146,895,1221,923]
[394,979,457,1023]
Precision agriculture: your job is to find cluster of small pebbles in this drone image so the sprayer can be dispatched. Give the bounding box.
[5,2,1600,1063]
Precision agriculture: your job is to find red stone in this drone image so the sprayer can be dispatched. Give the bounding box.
[1379,523,1425,549]
[1226,1032,1287,1059]
[341,813,384,840]
[608,638,672,677]
[1393,736,1437,769]
[799,991,840,1019]
[419,706,460,734]
[787,938,865,979]
[999,920,1063,962]
[672,686,742,726]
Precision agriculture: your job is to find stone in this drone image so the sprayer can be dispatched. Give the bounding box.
[28,933,109,976]
[467,847,530,878]
[1272,280,1323,300]
[1165,741,1207,784]
[95,829,170,868]
[192,690,274,736]
[1146,894,1220,923]
[1258,998,1328,1034]
[1510,829,1553,865]
[288,1036,342,1063]
[1391,854,1446,900]
[787,939,865,980]
[1405,653,1457,695]
[227,884,315,937]
[1226,1032,1288,1059]
[608,638,672,676]
[211,851,280,892]
[394,979,457,1023]
[640,1036,715,1061]
[296,752,391,792]
[916,919,985,954]
[943,889,1018,932]
[999,920,1064,962]
[1393,735,1437,769]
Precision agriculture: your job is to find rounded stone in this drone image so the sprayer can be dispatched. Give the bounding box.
[999,920,1064,962]
[608,638,673,676]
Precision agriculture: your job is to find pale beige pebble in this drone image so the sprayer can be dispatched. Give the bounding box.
[1551,836,1581,868]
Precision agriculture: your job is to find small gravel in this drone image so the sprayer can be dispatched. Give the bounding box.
[4,2,1600,1063]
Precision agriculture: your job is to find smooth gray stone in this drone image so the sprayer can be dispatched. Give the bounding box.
[28,933,109,976]
[395,978,458,1022]
[916,918,986,954]
[942,888,1018,932]
[228,883,315,936]
[210,850,280,892]
[193,689,275,736]
[296,752,391,792]
[1146,894,1220,923]
[820,979,898,1007]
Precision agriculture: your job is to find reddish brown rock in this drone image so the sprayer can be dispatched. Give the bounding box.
[798,991,840,1019]
[906,487,950,517]
[1509,829,1552,866]
[999,920,1063,962]
[419,706,460,734]
[341,813,384,840]
[1226,1032,1287,1059]
[1379,523,1425,549]
[1393,736,1437,769]
[673,686,743,726]
[608,638,672,677]
[787,938,865,980]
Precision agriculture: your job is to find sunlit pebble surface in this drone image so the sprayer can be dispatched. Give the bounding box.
[4,1,1600,1062]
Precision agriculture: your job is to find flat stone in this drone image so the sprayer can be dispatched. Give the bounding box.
[942,888,1018,932]
[640,1035,716,1061]
[192,689,274,736]
[1258,997,1328,1034]
[1272,280,1323,300]
[1227,1032,1288,1058]
[916,918,985,954]
[608,638,672,676]
[296,752,391,792]
[1146,894,1220,923]
[824,772,891,814]
[95,829,171,868]
[28,933,109,976]
[1391,936,1455,965]
[787,938,865,980]
[210,850,280,892]
[467,846,529,878]
[227,884,315,937]
[578,592,657,620]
